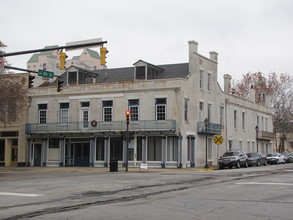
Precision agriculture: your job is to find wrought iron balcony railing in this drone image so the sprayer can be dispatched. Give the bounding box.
[25,120,176,134]
[258,130,275,140]
[197,121,222,135]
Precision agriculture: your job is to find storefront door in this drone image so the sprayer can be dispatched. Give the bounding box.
[33,144,42,166]
[110,137,123,161]
[74,143,90,166]
[11,146,18,166]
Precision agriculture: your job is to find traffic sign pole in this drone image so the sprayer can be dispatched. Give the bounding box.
[214,135,224,165]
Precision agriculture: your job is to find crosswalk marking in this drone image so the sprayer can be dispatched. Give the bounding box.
[0,192,43,197]
[236,182,293,186]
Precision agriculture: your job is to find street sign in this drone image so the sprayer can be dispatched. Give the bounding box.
[214,135,224,145]
[38,70,54,78]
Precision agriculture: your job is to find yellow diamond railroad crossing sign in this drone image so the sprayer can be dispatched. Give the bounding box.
[214,135,224,145]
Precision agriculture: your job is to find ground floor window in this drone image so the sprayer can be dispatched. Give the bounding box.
[136,137,143,161]
[148,137,162,161]
[96,138,105,161]
[167,136,178,161]
[128,147,134,161]
[0,139,5,161]
[187,137,193,161]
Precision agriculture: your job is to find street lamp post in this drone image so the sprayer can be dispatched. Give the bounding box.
[255,125,259,152]
[204,118,209,169]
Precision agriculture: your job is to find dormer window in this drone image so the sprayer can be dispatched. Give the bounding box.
[66,67,97,85]
[136,66,146,79]
[68,71,77,84]
[134,60,164,80]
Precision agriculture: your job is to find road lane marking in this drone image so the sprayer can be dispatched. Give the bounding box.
[236,182,293,186]
[0,192,43,197]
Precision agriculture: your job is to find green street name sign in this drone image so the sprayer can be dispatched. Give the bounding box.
[38,70,54,78]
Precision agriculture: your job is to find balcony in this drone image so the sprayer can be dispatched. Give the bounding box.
[25,120,176,135]
[197,121,222,135]
[258,130,275,141]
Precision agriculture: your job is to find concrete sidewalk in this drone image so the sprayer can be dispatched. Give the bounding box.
[0,165,217,173]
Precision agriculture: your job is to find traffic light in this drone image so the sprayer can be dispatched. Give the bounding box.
[57,78,63,92]
[59,52,68,70]
[100,47,108,65]
[125,110,131,125]
[28,74,35,88]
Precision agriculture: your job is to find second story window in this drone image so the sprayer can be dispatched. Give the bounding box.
[184,98,189,122]
[199,102,204,121]
[155,98,167,121]
[80,102,90,128]
[60,103,69,124]
[199,70,203,89]
[103,100,113,122]
[128,99,139,121]
[234,110,237,129]
[38,104,47,124]
[207,73,211,91]
[242,112,245,130]
[207,104,212,123]
[220,106,224,125]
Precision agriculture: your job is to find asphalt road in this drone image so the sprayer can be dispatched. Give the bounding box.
[0,164,293,220]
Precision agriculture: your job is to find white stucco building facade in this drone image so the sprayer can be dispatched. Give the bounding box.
[25,40,274,168]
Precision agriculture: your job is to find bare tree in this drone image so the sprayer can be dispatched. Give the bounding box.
[0,41,29,126]
[234,72,293,152]
[0,40,7,74]
[0,74,28,126]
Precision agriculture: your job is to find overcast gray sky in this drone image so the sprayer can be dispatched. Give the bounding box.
[1,0,293,87]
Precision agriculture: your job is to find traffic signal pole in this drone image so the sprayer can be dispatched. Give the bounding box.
[126,121,129,172]
[0,41,108,58]
[125,110,131,172]
[4,65,38,73]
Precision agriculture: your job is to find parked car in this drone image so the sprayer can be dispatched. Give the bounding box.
[281,152,293,163]
[246,152,267,167]
[218,150,248,169]
[266,153,286,165]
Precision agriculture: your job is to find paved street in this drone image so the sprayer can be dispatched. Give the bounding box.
[1,164,293,220]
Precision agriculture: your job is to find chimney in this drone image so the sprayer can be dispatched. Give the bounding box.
[209,51,218,62]
[248,85,256,103]
[188,40,198,72]
[188,40,198,54]
[223,74,232,94]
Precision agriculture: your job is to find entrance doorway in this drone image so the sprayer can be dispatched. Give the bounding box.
[65,141,90,166]
[10,139,18,166]
[33,144,42,166]
[74,143,90,166]
[110,137,123,161]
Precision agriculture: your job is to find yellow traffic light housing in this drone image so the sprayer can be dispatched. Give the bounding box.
[57,78,63,92]
[125,110,131,124]
[100,47,108,65]
[28,74,35,88]
[59,52,68,70]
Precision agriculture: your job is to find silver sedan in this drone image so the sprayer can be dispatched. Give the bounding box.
[266,153,286,165]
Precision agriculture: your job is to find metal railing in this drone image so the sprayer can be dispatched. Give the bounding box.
[25,120,176,134]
